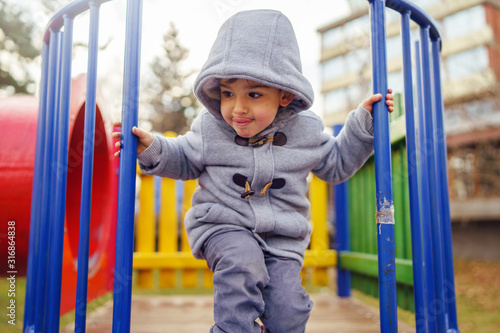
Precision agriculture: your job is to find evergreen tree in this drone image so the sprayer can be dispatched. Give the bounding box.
[145,22,199,135]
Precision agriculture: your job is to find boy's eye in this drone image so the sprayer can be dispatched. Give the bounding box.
[249,92,262,98]
[221,91,233,98]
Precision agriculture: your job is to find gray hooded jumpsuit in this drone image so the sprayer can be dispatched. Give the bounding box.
[138,9,375,333]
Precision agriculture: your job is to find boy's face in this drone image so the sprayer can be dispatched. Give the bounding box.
[219,79,294,138]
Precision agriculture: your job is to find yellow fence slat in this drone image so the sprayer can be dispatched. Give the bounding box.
[157,131,179,288]
[309,175,330,286]
[181,180,198,288]
[203,269,214,289]
[133,252,208,269]
[136,172,156,288]
[158,177,178,288]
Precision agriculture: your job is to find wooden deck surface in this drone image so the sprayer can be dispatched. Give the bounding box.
[69,294,416,332]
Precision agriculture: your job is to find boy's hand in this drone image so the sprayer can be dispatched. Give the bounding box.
[361,89,394,115]
[112,122,154,157]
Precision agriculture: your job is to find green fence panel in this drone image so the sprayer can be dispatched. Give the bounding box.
[343,94,416,312]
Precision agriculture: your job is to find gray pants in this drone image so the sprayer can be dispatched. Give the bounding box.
[202,229,313,333]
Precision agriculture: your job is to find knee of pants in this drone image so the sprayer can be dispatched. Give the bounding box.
[262,292,313,332]
[211,245,270,290]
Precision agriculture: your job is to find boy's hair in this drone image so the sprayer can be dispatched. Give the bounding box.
[193,10,314,118]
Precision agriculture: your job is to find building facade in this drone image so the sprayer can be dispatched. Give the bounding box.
[318,0,500,259]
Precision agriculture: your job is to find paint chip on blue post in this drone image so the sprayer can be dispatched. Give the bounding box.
[376,197,395,226]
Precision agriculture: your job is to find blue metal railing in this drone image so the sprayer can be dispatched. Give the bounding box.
[334,1,459,332]
[112,0,143,331]
[23,0,142,332]
[75,3,101,330]
[368,1,398,331]
[25,0,458,332]
[333,124,352,298]
[401,11,426,332]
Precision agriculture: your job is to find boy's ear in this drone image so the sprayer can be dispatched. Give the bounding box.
[280,91,295,107]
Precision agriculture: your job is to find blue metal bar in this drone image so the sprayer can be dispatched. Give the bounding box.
[23,43,50,332]
[386,0,442,44]
[75,3,101,331]
[368,1,398,332]
[431,39,459,333]
[45,14,74,332]
[34,30,61,330]
[43,27,64,331]
[112,0,143,331]
[420,26,447,333]
[415,39,438,333]
[333,124,351,298]
[401,11,427,333]
[43,0,112,42]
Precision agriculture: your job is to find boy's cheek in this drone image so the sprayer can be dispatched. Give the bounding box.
[221,113,233,127]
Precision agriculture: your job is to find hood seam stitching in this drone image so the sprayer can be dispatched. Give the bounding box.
[263,12,280,82]
[221,13,236,77]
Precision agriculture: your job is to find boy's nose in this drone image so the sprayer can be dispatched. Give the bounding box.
[233,97,248,114]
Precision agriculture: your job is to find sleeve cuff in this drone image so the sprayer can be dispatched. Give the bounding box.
[137,135,162,167]
[358,105,374,136]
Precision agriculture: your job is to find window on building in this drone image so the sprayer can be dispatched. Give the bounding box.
[322,56,347,82]
[347,84,364,107]
[449,141,500,200]
[345,47,370,75]
[322,27,343,50]
[446,46,489,80]
[324,88,348,114]
[443,5,486,40]
[388,70,404,94]
[477,142,500,197]
[449,147,476,200]
[386,34,402,60]
[445,99,499,132]
[386,7,401,24]
[343,15,370,40]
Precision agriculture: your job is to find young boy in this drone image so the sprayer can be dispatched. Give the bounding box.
[114,9,393,333]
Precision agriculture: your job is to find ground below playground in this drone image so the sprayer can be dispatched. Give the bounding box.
[65,293,416,333]
[2,258,499,332]
[58,258,500,333]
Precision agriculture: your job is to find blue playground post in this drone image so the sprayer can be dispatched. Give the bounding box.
[75,2,101,331]
[333,124,351,298]
[23,43,49,333]
[420,26,448,333]
[34,30,61,330]
[400,10,427,333]
[112,0,143,332]
[415,39,438,333]
[431,38,459,332]
[46,14,74,332]
[368,1,398,332]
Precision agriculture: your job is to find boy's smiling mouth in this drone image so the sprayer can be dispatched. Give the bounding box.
[232,117,253,127]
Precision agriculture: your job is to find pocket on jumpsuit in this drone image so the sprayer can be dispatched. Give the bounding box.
[192,202,223,223]
[194,202,253,229]
[272,210,311,240]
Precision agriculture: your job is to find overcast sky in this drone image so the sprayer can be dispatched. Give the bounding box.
[21,0,353,122]
[89,0,350,76]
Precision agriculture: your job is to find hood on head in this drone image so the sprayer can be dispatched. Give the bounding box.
[194,9,314,118]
